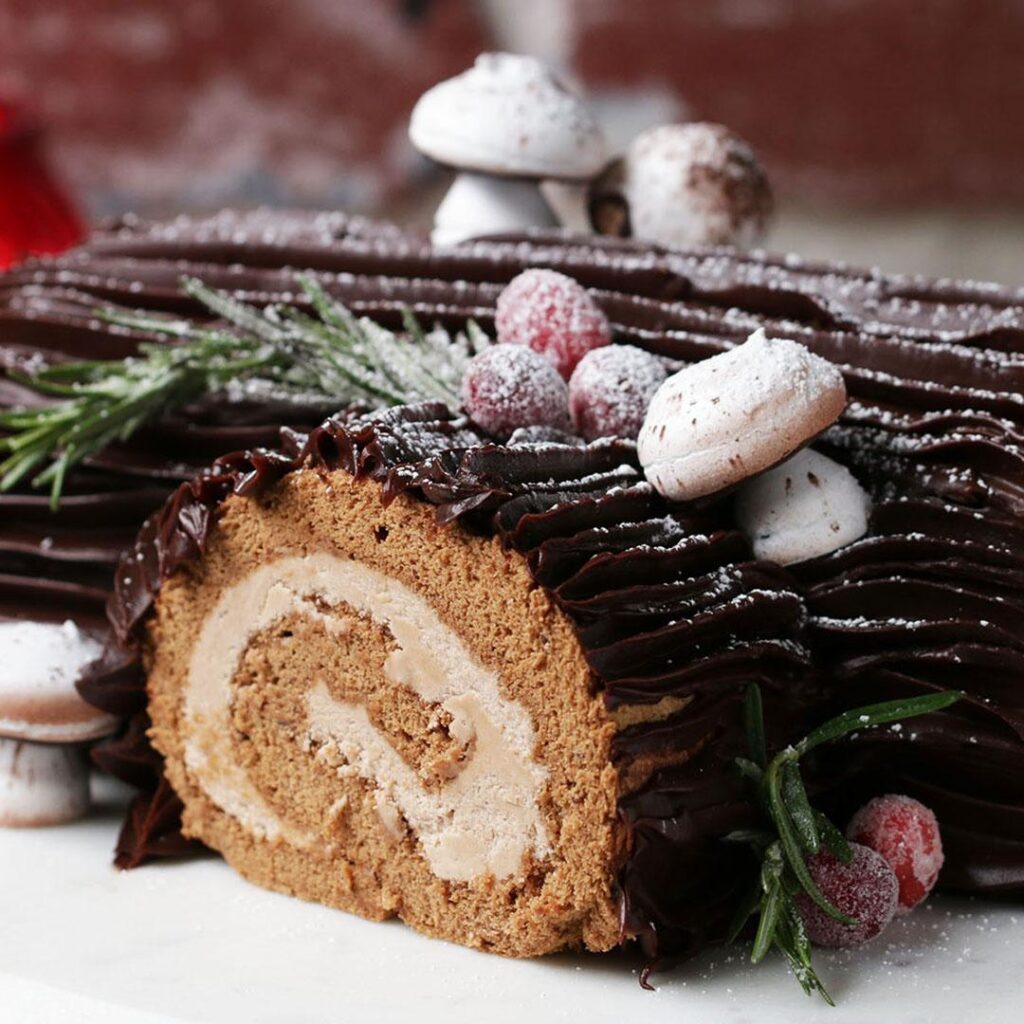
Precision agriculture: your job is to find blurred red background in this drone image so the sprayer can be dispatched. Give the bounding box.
[1,0,1022,277]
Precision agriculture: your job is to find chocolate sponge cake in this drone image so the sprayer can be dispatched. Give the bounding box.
[3,208,1023,962]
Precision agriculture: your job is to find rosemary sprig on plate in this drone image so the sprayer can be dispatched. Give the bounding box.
[0,275,489,508]
[726,685,962,1004]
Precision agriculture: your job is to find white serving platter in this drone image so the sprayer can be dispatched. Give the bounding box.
[0,779,1018,1024]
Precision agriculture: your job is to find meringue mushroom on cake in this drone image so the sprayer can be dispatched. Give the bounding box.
[0,617,116,826]
[589,122,773,248]
[409,53,607,245]
[637,329,846,502]
[430,174,556,248]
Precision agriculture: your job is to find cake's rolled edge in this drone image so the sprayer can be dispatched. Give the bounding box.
[146,470,623,956]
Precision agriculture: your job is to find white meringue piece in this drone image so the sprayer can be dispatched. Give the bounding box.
[637,329,846,502]
[0,619,115,743]
[0,737,90,827]
[735,449,872,565]
[431,173,557,247]
[590,122,772,248]
[410,52,607,180]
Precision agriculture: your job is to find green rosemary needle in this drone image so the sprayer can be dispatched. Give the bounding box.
[0,275,488,509]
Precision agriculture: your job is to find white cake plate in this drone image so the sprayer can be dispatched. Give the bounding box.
[0,778,1018,1024]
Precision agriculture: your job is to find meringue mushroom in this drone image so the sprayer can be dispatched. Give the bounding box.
[410,52,607,246]
[735,449,872,566]
[431,173,556,247]
[589,122,773,249]
[637,329,846,502]
[0,618,116,827]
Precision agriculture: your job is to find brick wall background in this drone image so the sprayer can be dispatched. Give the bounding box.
[2,0,1021,279]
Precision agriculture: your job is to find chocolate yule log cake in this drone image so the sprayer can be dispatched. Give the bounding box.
[1,204,1023,973]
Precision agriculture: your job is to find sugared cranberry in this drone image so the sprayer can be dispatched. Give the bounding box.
[568,344,668,441]
[495,268,612,379]
[461,345,570,438]
[794,844,898,949]
[846,794,944,913]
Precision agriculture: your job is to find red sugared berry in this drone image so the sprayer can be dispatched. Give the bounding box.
[495,268,612,379]
[794,844,898,949]
[568,344,668,441]
[846,794,944,913]
[461,344,570,438]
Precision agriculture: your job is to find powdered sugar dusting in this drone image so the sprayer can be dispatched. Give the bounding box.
[848,795,945,913]
[598,121,772,248]
[569,344,668,441]
[795,845,899,949]
[409,52,607,179]
[461,345,570,437]
[495,268,613,379]
[0,620,103,697]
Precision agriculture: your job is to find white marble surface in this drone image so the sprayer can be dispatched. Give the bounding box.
[0,780,1019,1024]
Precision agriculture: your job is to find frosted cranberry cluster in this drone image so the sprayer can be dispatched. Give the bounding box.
[798,794,943,949]
[462,268,665,441]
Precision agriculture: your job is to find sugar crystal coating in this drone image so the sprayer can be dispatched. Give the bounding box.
[461,344,570,438]
[794,844,899,948]
[790,843,897,946]
[847,794,944,912]
[569,344,668,441]
[495,269,612,379]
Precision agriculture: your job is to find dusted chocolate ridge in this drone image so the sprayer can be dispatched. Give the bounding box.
[2,207,1023,946]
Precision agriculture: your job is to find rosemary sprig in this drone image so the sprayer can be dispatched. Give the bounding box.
[0,275,488,508]
[726,685,962,1004]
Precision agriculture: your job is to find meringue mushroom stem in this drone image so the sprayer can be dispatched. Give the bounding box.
[431,172,557,247]
[0,737,91,827]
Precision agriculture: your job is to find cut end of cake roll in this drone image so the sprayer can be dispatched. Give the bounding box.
[146,468,623,957]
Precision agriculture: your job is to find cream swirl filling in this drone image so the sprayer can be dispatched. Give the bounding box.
[183,552,551,882]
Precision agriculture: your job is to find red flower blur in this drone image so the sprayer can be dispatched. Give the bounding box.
[0,102,84,269]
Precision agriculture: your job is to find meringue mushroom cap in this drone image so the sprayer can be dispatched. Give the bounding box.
[637,329,846,502]
[0,618,117,743]
[735,449,872,565]
[432,172,557,247]
[410,52,607,180]
[591,122,773,248]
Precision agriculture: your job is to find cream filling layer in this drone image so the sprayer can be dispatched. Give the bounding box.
[183,553,551,882]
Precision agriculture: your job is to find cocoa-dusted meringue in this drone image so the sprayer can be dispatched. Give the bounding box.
[637,329,847,502]
[590,122,773,248]
[0,618,116,826]
[735,449,872,565]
